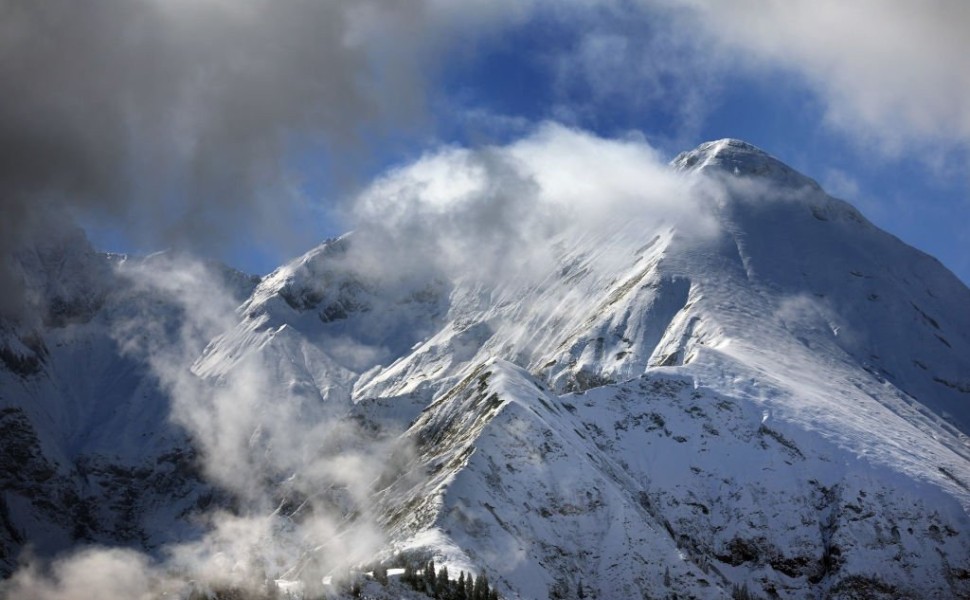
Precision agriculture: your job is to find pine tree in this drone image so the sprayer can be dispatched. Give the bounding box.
[437,565,450,598]
[374,564,388,586]
[266,577,281,599]
[577,578,585,599]
[423,559,435,595]
[488,589,499,600]
[472,573,483,600]
[472,573,491,600]
[187,588,207,600]
[457,571,467,600]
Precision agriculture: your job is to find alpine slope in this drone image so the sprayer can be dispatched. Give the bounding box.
[2,137,970,599]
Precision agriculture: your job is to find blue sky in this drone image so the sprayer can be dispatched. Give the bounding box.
[51,1,968,286]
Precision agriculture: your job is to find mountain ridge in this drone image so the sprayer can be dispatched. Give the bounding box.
[2,137,970,598]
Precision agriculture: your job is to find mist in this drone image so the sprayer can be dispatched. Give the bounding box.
[0,249,410,598]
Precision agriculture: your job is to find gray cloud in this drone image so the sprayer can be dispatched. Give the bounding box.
[0,0,543,319]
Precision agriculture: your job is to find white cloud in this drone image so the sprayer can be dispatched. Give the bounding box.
[348,123,718,285]
[529,1,970,159]
[674,0,970,154]
[0,253,402,596]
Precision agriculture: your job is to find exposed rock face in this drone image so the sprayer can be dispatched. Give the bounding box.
[0,233,250,576]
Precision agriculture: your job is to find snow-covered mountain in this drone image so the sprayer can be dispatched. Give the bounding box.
[3,138,970,599]
[0,234,257,574]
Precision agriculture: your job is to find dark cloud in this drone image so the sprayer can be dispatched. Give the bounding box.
[0,0,461,318]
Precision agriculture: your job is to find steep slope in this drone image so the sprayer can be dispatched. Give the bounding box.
[371,360,969,598]
[342,140,970,598]
[194,233,450,402]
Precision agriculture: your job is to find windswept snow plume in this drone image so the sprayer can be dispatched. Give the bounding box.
[123,256,401,592]
[345,124,718,285]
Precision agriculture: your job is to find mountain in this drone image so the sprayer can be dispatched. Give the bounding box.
[0,234,258,575]
[2,138,970,599]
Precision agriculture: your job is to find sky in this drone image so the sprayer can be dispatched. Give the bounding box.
[2,0,969,288]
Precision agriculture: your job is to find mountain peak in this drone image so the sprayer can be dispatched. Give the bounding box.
[673,138,820,190]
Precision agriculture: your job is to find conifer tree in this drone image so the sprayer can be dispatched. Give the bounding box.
[471,573,482,600]
[472,573,491,600]
[423,559,435,594]
[437,565,450,598]
[403,563,416,588]
[731,582,757,600]
[266,577,281,599]
[374,564,388,586]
